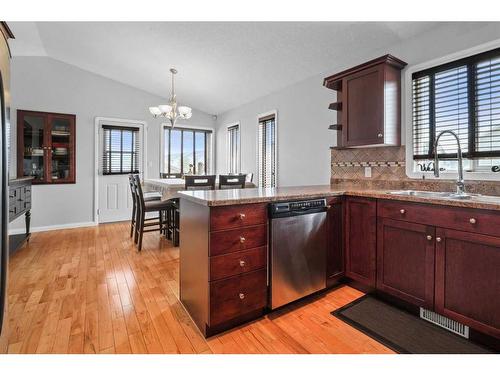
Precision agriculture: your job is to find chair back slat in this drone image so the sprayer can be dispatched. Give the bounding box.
[219,174,246,189]
[184,175,216,190]
[160,173,182,179]
[133,174,146,208]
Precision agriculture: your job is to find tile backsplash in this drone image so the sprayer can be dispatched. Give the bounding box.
[330,145,500,196]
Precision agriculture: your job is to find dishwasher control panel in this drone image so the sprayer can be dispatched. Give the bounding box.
[269,198,327,218]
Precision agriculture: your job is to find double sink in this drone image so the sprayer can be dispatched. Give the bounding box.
[387,190,500,203]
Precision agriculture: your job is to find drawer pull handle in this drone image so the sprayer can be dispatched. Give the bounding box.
[239,236,246,243]
[239,293,245,300]
[469,218,476,224]
[436,237,442,243]
[400,209,406,214]
[239,260,246,267]
[426,235,432,241]
[239,213,246,220]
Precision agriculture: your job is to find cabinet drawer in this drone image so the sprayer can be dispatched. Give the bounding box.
[210,224,267,256]
[209,269,267,326]
[210,246,267,281]
[378,199,500,237]
[210,203,267,231]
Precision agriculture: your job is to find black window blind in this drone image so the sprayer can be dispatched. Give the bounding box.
[258,115,276,188]
[102,125,140,175]
[412,47,500,160]
[227,124,239,174]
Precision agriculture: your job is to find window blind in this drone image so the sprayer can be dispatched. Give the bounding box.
[412,47,500,160]
[258,115,276,188]
[102,125,140,175]
[227,124,240,174]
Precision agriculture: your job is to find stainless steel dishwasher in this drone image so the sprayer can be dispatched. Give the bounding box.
[269,198,328,309]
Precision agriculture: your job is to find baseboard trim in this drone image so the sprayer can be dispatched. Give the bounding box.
[8,221,97,235]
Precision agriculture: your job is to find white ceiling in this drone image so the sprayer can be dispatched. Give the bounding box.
[8,22,445,114]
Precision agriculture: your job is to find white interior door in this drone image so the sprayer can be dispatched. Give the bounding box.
[97,119,145,223]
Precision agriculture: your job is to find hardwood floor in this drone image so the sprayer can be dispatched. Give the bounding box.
[6,222,393,354]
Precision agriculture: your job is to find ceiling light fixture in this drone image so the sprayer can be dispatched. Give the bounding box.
[149,68,192,127]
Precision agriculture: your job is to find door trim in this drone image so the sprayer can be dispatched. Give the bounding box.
[93,117,148,224]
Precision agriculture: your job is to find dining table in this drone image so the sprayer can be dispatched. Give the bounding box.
[144,177,257,200]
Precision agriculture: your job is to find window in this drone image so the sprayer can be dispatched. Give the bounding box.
[412,47,500,173]
[227,124,240,174]
[102,125,140,175]
[257,114,276,188]
[163,127,212,176]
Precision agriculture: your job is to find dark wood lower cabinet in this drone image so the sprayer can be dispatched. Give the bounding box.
[377,218,435,309]
[326,197,344,285]
[435,228,500,338]
[345,197,377,287]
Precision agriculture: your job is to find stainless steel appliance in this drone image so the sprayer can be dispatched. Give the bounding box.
[0,22,13,351]
[269,198,328,309]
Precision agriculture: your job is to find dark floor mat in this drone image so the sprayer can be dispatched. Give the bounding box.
[331,295,496,354]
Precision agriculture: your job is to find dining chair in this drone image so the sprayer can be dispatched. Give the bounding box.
[128,174,162,238]
[132,175,174,251]
[184,175,216,190]
[219,174,246,189]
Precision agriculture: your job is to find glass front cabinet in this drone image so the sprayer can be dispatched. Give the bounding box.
[17,110,76,184]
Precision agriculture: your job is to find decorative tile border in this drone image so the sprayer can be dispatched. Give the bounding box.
[331,161,406,167]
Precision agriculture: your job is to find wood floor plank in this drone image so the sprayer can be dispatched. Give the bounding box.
[7,222,392,354]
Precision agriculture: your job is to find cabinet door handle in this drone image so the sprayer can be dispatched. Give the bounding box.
[239,236,246,243]
[239,213,246,220]
[400,209,406,214]
[378,133,383,138]
[469,218,476,224]
[238,293,245,300]
[239,260,246,267]
[426,235,433,241]
[436,237,442,242]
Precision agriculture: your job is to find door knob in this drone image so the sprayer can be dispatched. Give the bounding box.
[239,213,246,220]
[239,260,246,267]
[239,236,246,243]
[436,237,442,242]
[239,293,245,300]
[426,235,432,241]
[400,209,406,214]
[469,218,476,224]
[378,133,383,138]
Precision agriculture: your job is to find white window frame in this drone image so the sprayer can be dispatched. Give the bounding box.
[404,38,500,181]
[226,122,241,174]
[159,122,215,176]
[256,110,278,188]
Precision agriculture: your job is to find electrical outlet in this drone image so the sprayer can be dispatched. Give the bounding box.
[364,166,372,178]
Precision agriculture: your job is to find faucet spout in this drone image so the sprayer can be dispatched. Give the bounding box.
[433,130,467,196]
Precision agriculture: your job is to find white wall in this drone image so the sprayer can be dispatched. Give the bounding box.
[215,22,500,187]
[9,56,215,231]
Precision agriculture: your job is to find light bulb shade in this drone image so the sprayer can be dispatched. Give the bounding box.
[178,106,192,116]
[181,112,193,119]
[158,104,173,114]
[149,106,161,116]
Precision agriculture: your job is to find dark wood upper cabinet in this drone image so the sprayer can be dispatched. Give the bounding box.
[17,110,76,184]
[435,228,500,338]
[326,197,344,285]
[377,218,435,309]
[344,196,377,287]
[324,55,407,148]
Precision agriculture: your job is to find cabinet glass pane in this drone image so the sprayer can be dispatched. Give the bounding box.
[23,115,45,181]
[51,118,71,181]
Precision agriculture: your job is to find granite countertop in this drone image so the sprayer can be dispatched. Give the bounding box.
[178,184,500,211]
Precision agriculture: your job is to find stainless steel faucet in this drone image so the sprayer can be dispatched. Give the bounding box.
[433,130,468,197]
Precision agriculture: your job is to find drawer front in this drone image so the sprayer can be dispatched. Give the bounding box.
[209,269,267,326]
[210,224,267,256]
[378,199,500,237]
[210,203,267,231]
[210,246,267,281]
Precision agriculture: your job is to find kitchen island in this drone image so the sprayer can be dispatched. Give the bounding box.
[179,185,500,340]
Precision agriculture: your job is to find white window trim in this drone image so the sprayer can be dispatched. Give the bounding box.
[93,117,148,224]
[226,122,241,174]
[159,122,216,176]
[256,110,278,188]
[404,38,500,181]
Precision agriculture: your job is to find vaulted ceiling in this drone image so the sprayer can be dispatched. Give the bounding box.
[9,22,446,114]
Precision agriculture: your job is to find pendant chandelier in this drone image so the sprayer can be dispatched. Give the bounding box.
[149,68,192,127]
